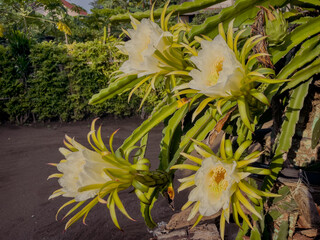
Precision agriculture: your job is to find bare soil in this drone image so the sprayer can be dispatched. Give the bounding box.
[0,117,176,240]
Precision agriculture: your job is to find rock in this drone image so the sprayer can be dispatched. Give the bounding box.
[166,206,220,230]
[152,221,169,238]
[297,215,311,229]
[156,229,188,240]
[188,223,221,240]
[291,184,320,229]
[293,232,313,240]
[300,229,318,238]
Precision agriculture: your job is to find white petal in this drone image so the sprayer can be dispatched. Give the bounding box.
[55,146,113,202]
[119,19,172,76]
[188,35,245,98]
[59,147,71,157]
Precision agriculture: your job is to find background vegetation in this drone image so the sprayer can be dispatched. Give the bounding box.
[0,35,155,123]
[0,0,178,124]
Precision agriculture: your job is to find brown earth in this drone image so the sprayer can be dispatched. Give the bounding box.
[0,117,178,240]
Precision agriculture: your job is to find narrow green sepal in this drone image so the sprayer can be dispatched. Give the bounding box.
[249,89,270,106]
[237,96,253,132]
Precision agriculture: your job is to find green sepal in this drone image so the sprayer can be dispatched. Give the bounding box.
[109,198,122,230]
[104,168,132,180]
[113,189,135,221]
[65,197,99,230]
[237,96,253,132]
[234,140,252,160]
[132,179,149,193]
[78,184,103,192]
[249,89,270,106]
[244,166,271,175]
[135,189,150,205]
[190,138,215,155]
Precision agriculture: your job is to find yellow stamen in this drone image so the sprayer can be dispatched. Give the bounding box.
[208,57,224,86]
[208,166,228,193]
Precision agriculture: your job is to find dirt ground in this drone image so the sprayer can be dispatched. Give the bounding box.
[0,117,180,240]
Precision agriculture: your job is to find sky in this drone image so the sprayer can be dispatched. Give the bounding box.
[68,0,94,13]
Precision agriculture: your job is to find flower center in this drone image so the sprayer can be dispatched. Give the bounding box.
[208,166,228,193]
[208,57,224,86]
[137,36,151,62]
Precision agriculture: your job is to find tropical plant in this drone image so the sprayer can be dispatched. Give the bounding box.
[49,0,320,239]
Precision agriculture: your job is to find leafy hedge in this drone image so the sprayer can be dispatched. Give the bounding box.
[0,38,158,123]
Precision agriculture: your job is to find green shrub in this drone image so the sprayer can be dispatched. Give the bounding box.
[0,37,160,123]
[66,39,124,119]
[0,44,30,123]
[28,41,70,121]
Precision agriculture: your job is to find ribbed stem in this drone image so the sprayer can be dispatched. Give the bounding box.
[135,170,170,187]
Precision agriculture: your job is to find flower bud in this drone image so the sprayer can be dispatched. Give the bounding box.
[265,9,288,45]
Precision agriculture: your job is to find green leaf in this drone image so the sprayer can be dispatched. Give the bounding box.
[292,0,320,6]
[188,0,288,40]
[167,102,237,171]
[89,75,140,105]
[250,227,262,240]
[271,15,320,64]
[281,58,320,93]
[110,0,226,22]
[116,100,182,156]
[140,187,159,229]
[266,36,320,98]
[263,78,312,191]
[159,102,189,170]
[291,16,314,25]
[166,107,216,171]
[312,117,320,149]
[278,35,320,80]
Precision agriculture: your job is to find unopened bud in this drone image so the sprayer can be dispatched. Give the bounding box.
[265,8,288,45]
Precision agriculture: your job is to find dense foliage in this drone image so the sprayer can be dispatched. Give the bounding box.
[0,36,161,123]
